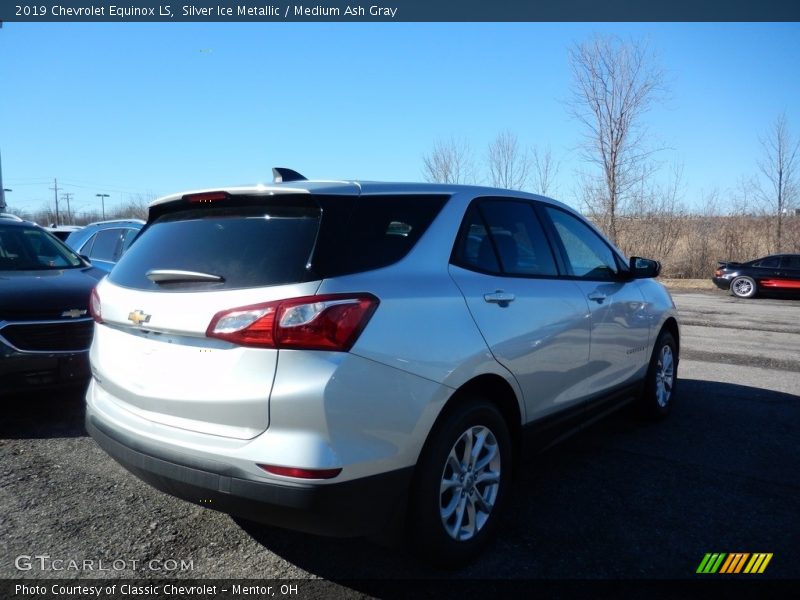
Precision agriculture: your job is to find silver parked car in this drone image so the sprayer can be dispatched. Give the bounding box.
[86,170,679,566]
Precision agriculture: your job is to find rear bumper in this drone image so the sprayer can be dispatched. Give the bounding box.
[86,411,413,537]
[711,277,731,290]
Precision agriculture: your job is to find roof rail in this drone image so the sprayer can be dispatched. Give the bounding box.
[272,167,307,183]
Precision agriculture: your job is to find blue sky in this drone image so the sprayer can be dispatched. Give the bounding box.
[1,22,799,216]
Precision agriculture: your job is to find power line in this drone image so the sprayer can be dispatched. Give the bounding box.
[5,178,52,184]
[58,179,164,197]
[7,178,163,197]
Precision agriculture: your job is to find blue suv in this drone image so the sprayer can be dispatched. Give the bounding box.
[65,220,144,273]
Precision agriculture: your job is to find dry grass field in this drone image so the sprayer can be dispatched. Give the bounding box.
[616,214,800,279]
[660,278,716,291]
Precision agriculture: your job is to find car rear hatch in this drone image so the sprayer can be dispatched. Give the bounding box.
[91,191,354,440]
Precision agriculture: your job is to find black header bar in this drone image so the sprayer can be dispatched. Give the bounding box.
[2,1,800,23]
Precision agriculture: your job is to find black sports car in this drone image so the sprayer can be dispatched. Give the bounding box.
[712,254,800,298]
[1,220,105,397]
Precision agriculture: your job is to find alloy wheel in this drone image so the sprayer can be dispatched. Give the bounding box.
[439,425,501,541]
[733,278,753,297]
[655,344,674,408]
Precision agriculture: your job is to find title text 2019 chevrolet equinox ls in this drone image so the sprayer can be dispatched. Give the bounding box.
[86,170,679,566]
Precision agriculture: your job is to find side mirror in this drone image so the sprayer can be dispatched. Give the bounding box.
[629,256,661,279]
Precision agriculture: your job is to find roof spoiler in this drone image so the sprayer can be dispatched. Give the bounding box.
[272,168,307,183]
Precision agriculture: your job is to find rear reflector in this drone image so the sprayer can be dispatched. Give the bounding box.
[206,293,379,351]
[258,464,342,480]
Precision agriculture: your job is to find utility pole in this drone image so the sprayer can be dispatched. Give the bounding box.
[49,178,60,226]
[0,149,7,211]
[96,193,110,219]
[62,192,73,223]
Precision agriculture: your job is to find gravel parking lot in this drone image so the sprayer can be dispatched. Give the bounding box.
[1,289,798,591]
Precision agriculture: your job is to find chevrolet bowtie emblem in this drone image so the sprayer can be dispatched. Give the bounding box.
[61,309,88,318]
[128,310,152,326]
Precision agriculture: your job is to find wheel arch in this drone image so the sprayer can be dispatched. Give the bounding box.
[660,316,680,360]
[419,373,523,477]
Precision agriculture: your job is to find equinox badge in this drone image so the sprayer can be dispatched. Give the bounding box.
[128,310,151,326]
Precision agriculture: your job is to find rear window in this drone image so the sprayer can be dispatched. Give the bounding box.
[754,257,780,268]
[110,202,323,291]
[109,193,449,291]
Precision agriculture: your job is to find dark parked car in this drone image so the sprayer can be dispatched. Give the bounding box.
[45,225,83,241]
[65,219,144,273]
[713,254,800,298]
[0,220,104,397]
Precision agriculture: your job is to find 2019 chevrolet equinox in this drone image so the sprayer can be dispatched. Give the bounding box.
[86,169,679,566]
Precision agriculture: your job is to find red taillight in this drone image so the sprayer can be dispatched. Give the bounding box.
[89,288,103,323]
[714,269,723,277]
[206,293,379,351]
[183,191,229,203]
[257,464,342,480]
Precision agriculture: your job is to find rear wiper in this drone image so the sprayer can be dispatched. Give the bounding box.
[146,269,225,284]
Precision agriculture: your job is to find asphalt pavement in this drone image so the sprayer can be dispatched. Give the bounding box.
[1,290,798,593]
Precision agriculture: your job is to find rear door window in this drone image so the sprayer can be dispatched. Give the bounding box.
[120,228,140,254]
[88,228,125,262]
[779,256,800,270]
[754,257,780,268]
[452,199,558,277]
[453,205,500,274]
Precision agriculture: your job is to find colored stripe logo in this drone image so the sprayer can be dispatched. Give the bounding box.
[697,553,773,574]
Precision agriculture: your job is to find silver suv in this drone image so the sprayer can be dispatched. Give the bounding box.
[86,170,679,566]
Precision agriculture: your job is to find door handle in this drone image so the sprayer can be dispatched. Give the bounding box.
[587,292,607,303]
[484,291,515,306]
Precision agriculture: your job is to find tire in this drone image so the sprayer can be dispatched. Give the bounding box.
[409,399,512,568]
[730,276,757,298]
[639,330,678,419]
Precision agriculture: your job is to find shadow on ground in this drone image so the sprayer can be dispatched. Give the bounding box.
[234,378,799,591]
[0,386,88,439]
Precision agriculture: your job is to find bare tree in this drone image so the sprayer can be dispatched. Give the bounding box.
[730,175,760,216]
[530,145,560,196]
[422,137,477,184]
[107,193,156,220]
[682,189,721,279]
[487,130,529,190]
[568,34,667,244]
[618,163,686,262]
[757,112,799,253]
